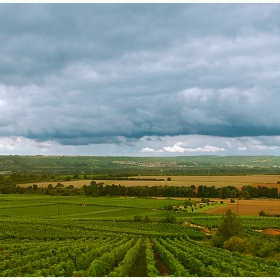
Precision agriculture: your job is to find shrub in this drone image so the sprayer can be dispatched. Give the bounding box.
[134,215,142,222]
[223,236,245,252]
[259,210,266,216]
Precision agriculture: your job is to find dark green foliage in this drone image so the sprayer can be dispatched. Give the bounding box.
[258,210,280,217]
[240,190,252,200]
[241,185,279,198]
[259,210,266,216]
[159,214,177,224]
[134,215,143,222]
[223,236,246,252]
[223,233,280,258]
[217,209,243,242]
[143,215,151,223]
[2,182,277,199]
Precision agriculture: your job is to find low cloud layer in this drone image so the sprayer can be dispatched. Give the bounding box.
[1,4,280,155]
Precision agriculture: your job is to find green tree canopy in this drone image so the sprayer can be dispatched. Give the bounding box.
[217,209,243,242]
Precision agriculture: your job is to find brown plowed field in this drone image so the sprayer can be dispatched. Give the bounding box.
[204,198,280,216]
[262,229,280,235]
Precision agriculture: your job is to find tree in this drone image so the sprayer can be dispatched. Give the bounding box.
[241,190,251,200]
[230,189,237,199]
[65,176,71,181]
[165,213,177,223]
[217,209,243,242]
[134,215,142,222]
[143,214,151,223]
[167,205,173,211]
[258,210,266,216]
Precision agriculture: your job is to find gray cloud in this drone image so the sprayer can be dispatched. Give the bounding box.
[1,4,280,154]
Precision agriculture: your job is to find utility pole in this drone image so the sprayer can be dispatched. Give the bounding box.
[57,194,60,218]
[237,193,239,216]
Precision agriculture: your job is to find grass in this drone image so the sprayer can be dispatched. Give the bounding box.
[0,195,185,221]
[0,195,236,223]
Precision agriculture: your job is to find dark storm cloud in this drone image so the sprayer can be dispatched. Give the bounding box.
[1,4,280,146]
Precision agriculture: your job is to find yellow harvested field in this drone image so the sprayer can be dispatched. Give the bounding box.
[20,180,92,188]
[204,198,280,216]
[20,174,280,190]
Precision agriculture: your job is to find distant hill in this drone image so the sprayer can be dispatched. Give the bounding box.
[0,155,280,176]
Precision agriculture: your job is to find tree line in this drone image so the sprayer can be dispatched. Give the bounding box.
[0,180,278,199]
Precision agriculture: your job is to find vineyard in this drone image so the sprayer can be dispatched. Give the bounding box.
[1,224,280,277]
[0,194,280,276]
[185,213,280,230]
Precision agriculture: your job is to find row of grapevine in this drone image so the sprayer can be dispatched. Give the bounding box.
[145,238,160,277]
[86,237,138,276]
[242,216,280,229]
[1,233,280,277]
[186,214,280,230]
[0,219,207,242]
[158,237,230,276]
[161,237,280,276]
[107,238,142,276]
[73,237,130,272]
[152,238,190,276]
[0,236,134,277]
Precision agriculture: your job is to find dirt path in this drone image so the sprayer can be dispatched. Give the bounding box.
[262,228,280,235]
[151,243,168,276]
[130,242,147,277]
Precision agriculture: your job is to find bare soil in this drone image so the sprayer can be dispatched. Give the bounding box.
[262,228,280,235]
[204,198,280,216]
[151,243,168,276]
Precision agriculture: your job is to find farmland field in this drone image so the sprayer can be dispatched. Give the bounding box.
[0,194,280,277]
[2,155,280,277]
[19,174,280,190]
[205,198,280,216]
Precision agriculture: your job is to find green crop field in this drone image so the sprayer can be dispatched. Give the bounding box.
[0,195,224,221]
[1,194,280,277]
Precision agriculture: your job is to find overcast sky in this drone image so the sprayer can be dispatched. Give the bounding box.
[1,3,280,156]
